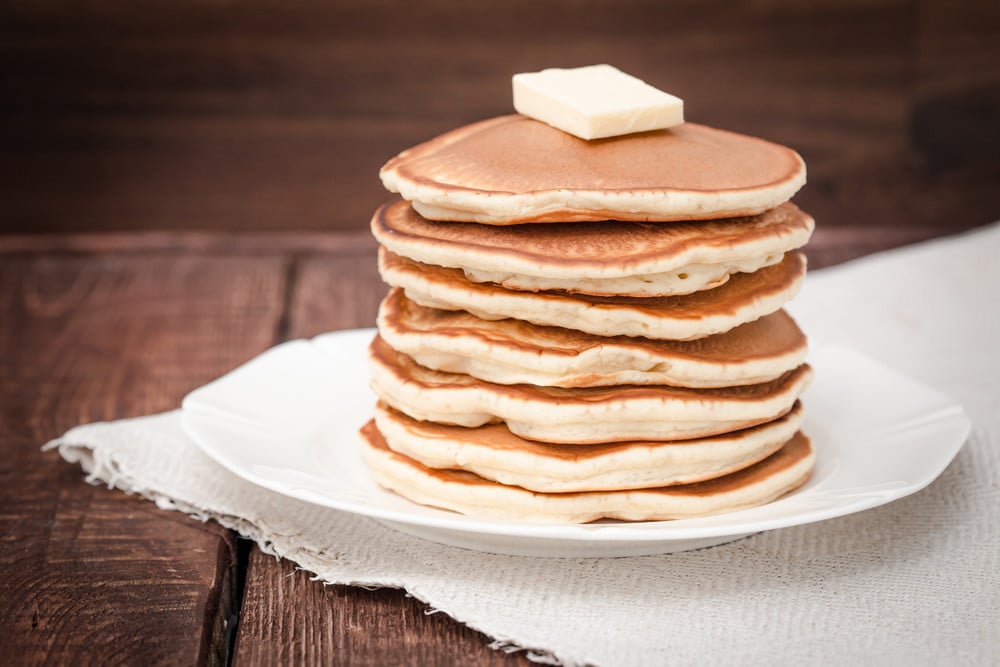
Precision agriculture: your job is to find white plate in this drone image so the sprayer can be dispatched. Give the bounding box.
[181,329,971,558]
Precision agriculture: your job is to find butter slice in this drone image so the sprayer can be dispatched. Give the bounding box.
[512,64,684,140]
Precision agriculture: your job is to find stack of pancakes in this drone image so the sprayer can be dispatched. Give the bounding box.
[359,115,816,523]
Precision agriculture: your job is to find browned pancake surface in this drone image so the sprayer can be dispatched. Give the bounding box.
[370,335,812,409]
[372,199,812,269]
[381,288,807,365]
[361,419,813,499]
[380,248,807,322]
[382,116,803,208]
[377,401,803,463]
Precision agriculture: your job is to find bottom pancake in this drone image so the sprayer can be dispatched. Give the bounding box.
[374,401,804,493]
[359,422,815,523]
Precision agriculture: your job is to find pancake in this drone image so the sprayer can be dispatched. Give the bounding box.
[368,335,813,444]
[377,288,808,388]
[379,115,806,225]
[360,421,815,522]
[372,200,814,297]
[379,248,807,341]
[374,401,805,493]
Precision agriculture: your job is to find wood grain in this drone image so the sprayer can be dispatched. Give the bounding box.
[284,252,386,339]
[0,252,288,664]
[233,550,531,666]
[1,0,997,235]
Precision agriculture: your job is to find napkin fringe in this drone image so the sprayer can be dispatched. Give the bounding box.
[45,430,578,664]
[488,639,567,666]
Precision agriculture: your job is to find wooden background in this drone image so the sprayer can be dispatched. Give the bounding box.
[2,0,998,236]
[2,0,999,664]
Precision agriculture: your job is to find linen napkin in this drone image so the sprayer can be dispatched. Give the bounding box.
[49,223,1000,666]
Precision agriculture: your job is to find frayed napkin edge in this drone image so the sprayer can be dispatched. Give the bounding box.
[42,429,579,667]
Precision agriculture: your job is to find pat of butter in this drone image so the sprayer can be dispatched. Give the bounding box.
[512,64,684,140]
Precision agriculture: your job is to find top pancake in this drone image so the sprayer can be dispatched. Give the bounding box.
[372,199,814,297]
[379,115,806,224]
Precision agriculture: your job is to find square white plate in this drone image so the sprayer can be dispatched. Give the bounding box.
[181,329,970,557]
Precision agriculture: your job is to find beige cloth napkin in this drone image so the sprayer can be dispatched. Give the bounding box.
[49,223,1000,666]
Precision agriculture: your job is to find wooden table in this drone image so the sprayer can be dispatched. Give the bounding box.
[2,0,998,660]
[0,222,987,665]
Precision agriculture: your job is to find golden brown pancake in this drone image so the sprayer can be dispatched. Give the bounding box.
[371,200,814,297]
[360,420,815,522]
[373,401,805,492]
[368,335,813,444]
[378,248,807,340]
[377,288,808,388]
[379,115,806,224]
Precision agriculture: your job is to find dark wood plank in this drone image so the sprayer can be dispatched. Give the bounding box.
[234,550,531,666]
[2,0,997,235]
[0,252,288,663]
[284,251,386,340]
[0,229,376,256]
[914,0,1000,161]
